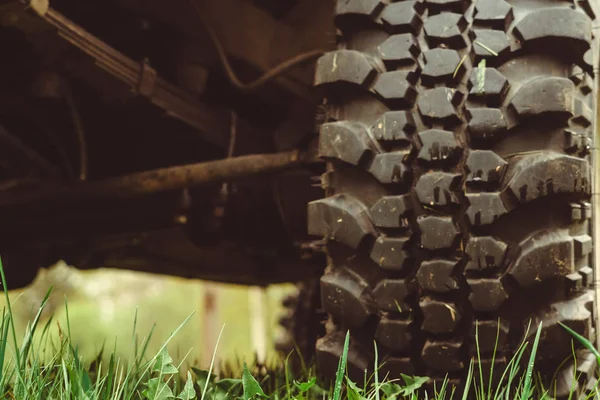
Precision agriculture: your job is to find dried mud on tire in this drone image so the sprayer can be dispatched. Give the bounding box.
[308,0,599,395]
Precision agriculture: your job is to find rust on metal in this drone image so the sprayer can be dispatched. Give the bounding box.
[0,150,305,207]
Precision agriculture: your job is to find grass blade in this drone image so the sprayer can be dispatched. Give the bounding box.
[19,286,52,367]
[558,321,600,365]
[453,54,467,78]
[522,321,543,399]
[0,256,24,390]
[461,358,474,400]
[488,318,502,398]
[474,40,499,56]
[201,323,225,400]
[333,331,350,400]
[126,312,195,400]
[474,321,484,399]
[374,340,380,400]
[0,308,10,389]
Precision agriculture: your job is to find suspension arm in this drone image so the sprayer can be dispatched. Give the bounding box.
[0,150,305,208]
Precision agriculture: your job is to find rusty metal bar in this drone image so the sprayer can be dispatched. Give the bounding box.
[0,150,304,207]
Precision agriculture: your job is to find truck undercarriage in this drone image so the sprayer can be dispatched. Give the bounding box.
[0,0,330,289]
[3,0,600,393]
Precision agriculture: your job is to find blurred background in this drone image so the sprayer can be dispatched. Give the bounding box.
[1,261,297,370]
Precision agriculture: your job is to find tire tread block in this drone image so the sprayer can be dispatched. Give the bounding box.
[470,320,509,354]
[507,230,574,288]
[422,340,464,372]
[370,195,412,228]
[474,0,513,29]
[373,71,418,106]
[472,30,511,61]
[422,48,464,85]
[465,150,507,186]
[469,67,509,104]
[380,1,424,34]
[418,87,462,125]
[508,77,575,120]
[468,279,508,311]
[379,356,415,378]
[513,8,592,55]
[528,291,594,366]
[504,152,591,204]
[370,236,412,271]
[371,111,416,143]
[467,108,507,141]
[465,192,509,226]
[315,50,377,87]
[416,129,462,164]
[308,194,377,249]
[317,331,371,382]
[379,34,420,66]
[373,279,414,313]
[319,121,378,166]
[320,269,377,327]
[465,236,508,272]
[424,13,467,48]
[417,259,460,293]
[416,172,462,206]
[421,298,462,333]
[336,0,383,18]
[375,318,412,351]
[418,216,461,250]
[368,152,412,185]
[334,0,386,32]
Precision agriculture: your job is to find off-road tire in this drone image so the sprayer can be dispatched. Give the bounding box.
[275,279,325,367]
[308,0,599,394]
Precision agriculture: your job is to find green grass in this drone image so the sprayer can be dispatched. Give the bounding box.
[0,257,598,399]
[2,261,294,369]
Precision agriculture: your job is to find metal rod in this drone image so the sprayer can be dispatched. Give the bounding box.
[61,79,88,181]
[0,150,304,207]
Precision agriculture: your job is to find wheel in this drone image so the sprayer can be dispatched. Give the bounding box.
[308,0,598,394]
[275,279,325,368]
